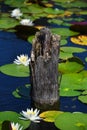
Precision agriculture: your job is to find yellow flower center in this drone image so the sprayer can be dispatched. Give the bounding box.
[27,111,35,115]
[20,56,27,62]
[12,126,17,130]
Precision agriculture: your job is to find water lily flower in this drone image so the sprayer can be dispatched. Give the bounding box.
[20,19,34,26]
[11,122,23,130]
[14,54,31,66]
[20,108,41,123]
[11,8,23,19]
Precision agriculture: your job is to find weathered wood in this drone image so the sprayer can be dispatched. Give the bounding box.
[30,28,60,110]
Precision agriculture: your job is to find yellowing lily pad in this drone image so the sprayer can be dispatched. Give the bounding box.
[55,112,87,130]
[0,63,30,77]
[71,35,87,46]
[39,111,63,122]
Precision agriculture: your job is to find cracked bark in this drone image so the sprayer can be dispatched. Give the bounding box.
[30,28,60,110]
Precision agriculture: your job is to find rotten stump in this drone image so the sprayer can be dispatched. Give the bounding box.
[30,28,60,110]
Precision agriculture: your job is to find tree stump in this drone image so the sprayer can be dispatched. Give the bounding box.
[30,28,60,110]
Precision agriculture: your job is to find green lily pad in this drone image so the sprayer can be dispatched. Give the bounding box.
[39,111,63,122]
[60,88,81,97]
[0,18,19,29]
[60,73,83,91]
[78,95,87,104]
[53,0,74,3]
[27,35,34,43]
[44,8,64,15]
[0,63,30,77]
[55,112,87,130]
[59,58,84,74]
[5,0,25,7]
[60,51,73,59]
[60,39,68,46]
[48,19,63,25]
[18,85,31,98]
[85,57,87,62]
[0,111,30,130]
[60,47,86,53]
[51,28,79,37]
[12,90,21,98]
[60,46,86,59]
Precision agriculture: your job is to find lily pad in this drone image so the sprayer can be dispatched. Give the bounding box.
[5,0,25,7]
[60,88,81,97]
[0,111,30,130]
[0,63,30,77]
[44,8,64,15]
[55,112,87,130]
[78,95,87,104]
[39,111,63,122]
[51,28,79,37]
[0,18,19,29]
[59,57,84,74]
[60,47,86,53]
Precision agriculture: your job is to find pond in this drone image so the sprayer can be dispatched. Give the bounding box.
[0,0,87,130]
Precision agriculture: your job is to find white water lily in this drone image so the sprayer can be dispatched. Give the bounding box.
[20,108,41,123]
[20,19,34,26]
[14,54,31,66]
[11,8,23,19]
[11,122,23,130]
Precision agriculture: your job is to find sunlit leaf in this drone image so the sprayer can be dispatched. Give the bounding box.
[55,112,87,130]
[39,111,63,122]
[0,111,30,130]
[0,64,30,77]
[71,35,87,46]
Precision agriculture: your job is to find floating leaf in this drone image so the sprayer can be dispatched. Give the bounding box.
[27,35,34,43]
[44,8,64,15]
[18,85,31,98]
[71,35,87,46]
[39,111,63,122]
[53,0,74,3]
[60,51,73,59]
[60,88,81,97]
[60,46,86,53]
[55,112,87,130]
[60,39,68,46]
[0,18,19,29]
[85,57,87,62]
[48,19,63,25]
[59,57,84,74]
[5,0,25,7]
[0,63,30,77]
[12,90,21,98]
[51,28,79,37]
[0,111,30,130]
